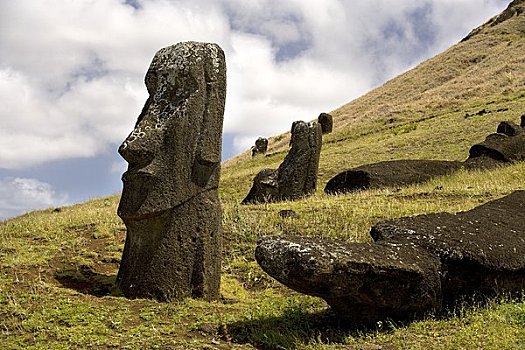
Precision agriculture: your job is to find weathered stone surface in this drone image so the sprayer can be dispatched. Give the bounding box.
[318,112,333,134]
[251,137,269,157]
[256,236,442,322]
[325,160,463,195]
[326,119,525,194]
[116,42,226,301]
[256,191,525,322]
[242,121,322,204]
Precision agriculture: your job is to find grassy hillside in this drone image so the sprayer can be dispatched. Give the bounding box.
[2,1,525,349]
[222,0,525,201]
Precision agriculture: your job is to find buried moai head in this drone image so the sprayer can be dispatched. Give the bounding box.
[318,112,333,134]
[116,42,225,301]
[468,120,525,163]
[251,137,268,157]
[117,42,226,220]
[242,120,322,204]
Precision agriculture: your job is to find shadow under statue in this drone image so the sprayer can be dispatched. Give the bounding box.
[116,42,226,301]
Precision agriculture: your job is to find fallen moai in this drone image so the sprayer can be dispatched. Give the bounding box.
[256,191,525,323]
[242,121,322,204]
[251,137,269,157]
[116,42,226,301]
[325,119,525,194]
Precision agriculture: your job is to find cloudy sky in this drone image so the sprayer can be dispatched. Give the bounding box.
[0,0,510,220]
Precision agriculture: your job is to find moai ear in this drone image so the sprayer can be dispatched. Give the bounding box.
[192,44,226,187]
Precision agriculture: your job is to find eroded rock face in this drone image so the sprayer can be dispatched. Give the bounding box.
[116,42,226,301]
[256,191,525,323]
[251,137,269,157]
[325,119,525,195]
[318,112,333,134]
[242,121,322,204]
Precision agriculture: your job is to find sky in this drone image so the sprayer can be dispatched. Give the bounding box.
[0,0,511,220]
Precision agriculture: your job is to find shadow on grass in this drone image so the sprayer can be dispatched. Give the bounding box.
[55,264,119,297]
[227,307,399,350]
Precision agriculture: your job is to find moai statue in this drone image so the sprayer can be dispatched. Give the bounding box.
[251,137,269,157]
[467,120,525,164]
[318,112,333,134]
[242,121,322,204]
[116,42,226,301]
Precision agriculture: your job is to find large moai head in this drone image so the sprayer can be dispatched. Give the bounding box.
[117,42,226,221]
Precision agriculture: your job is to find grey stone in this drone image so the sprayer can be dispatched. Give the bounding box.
[256,191,525,323]
[242,121,322,204]
[318,112,333,134]
[251,137,268,157]
[116,42,226,301]
[278,209,297,219]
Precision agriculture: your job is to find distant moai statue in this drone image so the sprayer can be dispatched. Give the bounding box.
[116,42,226,301]
[318,112,333,134]
[242,121,322,204]
[521,113,525,127]
[251,137,268,157]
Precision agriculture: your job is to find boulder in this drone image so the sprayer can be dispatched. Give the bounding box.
[256,191,525,323]
[242,121,322,204]
[318,112,333,134]
[251,137,269,157]
[116,42,226,301]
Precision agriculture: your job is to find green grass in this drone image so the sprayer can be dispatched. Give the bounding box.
[2,162,525,349]
[3,4,525,348]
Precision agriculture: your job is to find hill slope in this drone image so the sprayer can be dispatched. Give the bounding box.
[221,0,525,201]
[2,2,525,349]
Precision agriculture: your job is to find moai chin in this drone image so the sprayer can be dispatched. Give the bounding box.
[116,42,226,301]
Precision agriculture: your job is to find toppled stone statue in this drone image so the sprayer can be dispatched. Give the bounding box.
[251,137,269,157]
[116,42,226,301]
[325,119,525,194]
[256,191,525,323]
[318,112,333,134]
[242,121,322,204]
[466,119,525,165]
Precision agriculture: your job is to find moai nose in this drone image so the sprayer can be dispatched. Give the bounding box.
[118,127,155,168]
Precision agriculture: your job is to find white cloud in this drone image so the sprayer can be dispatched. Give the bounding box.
[0,0,510,171]
[0,177,68,219]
